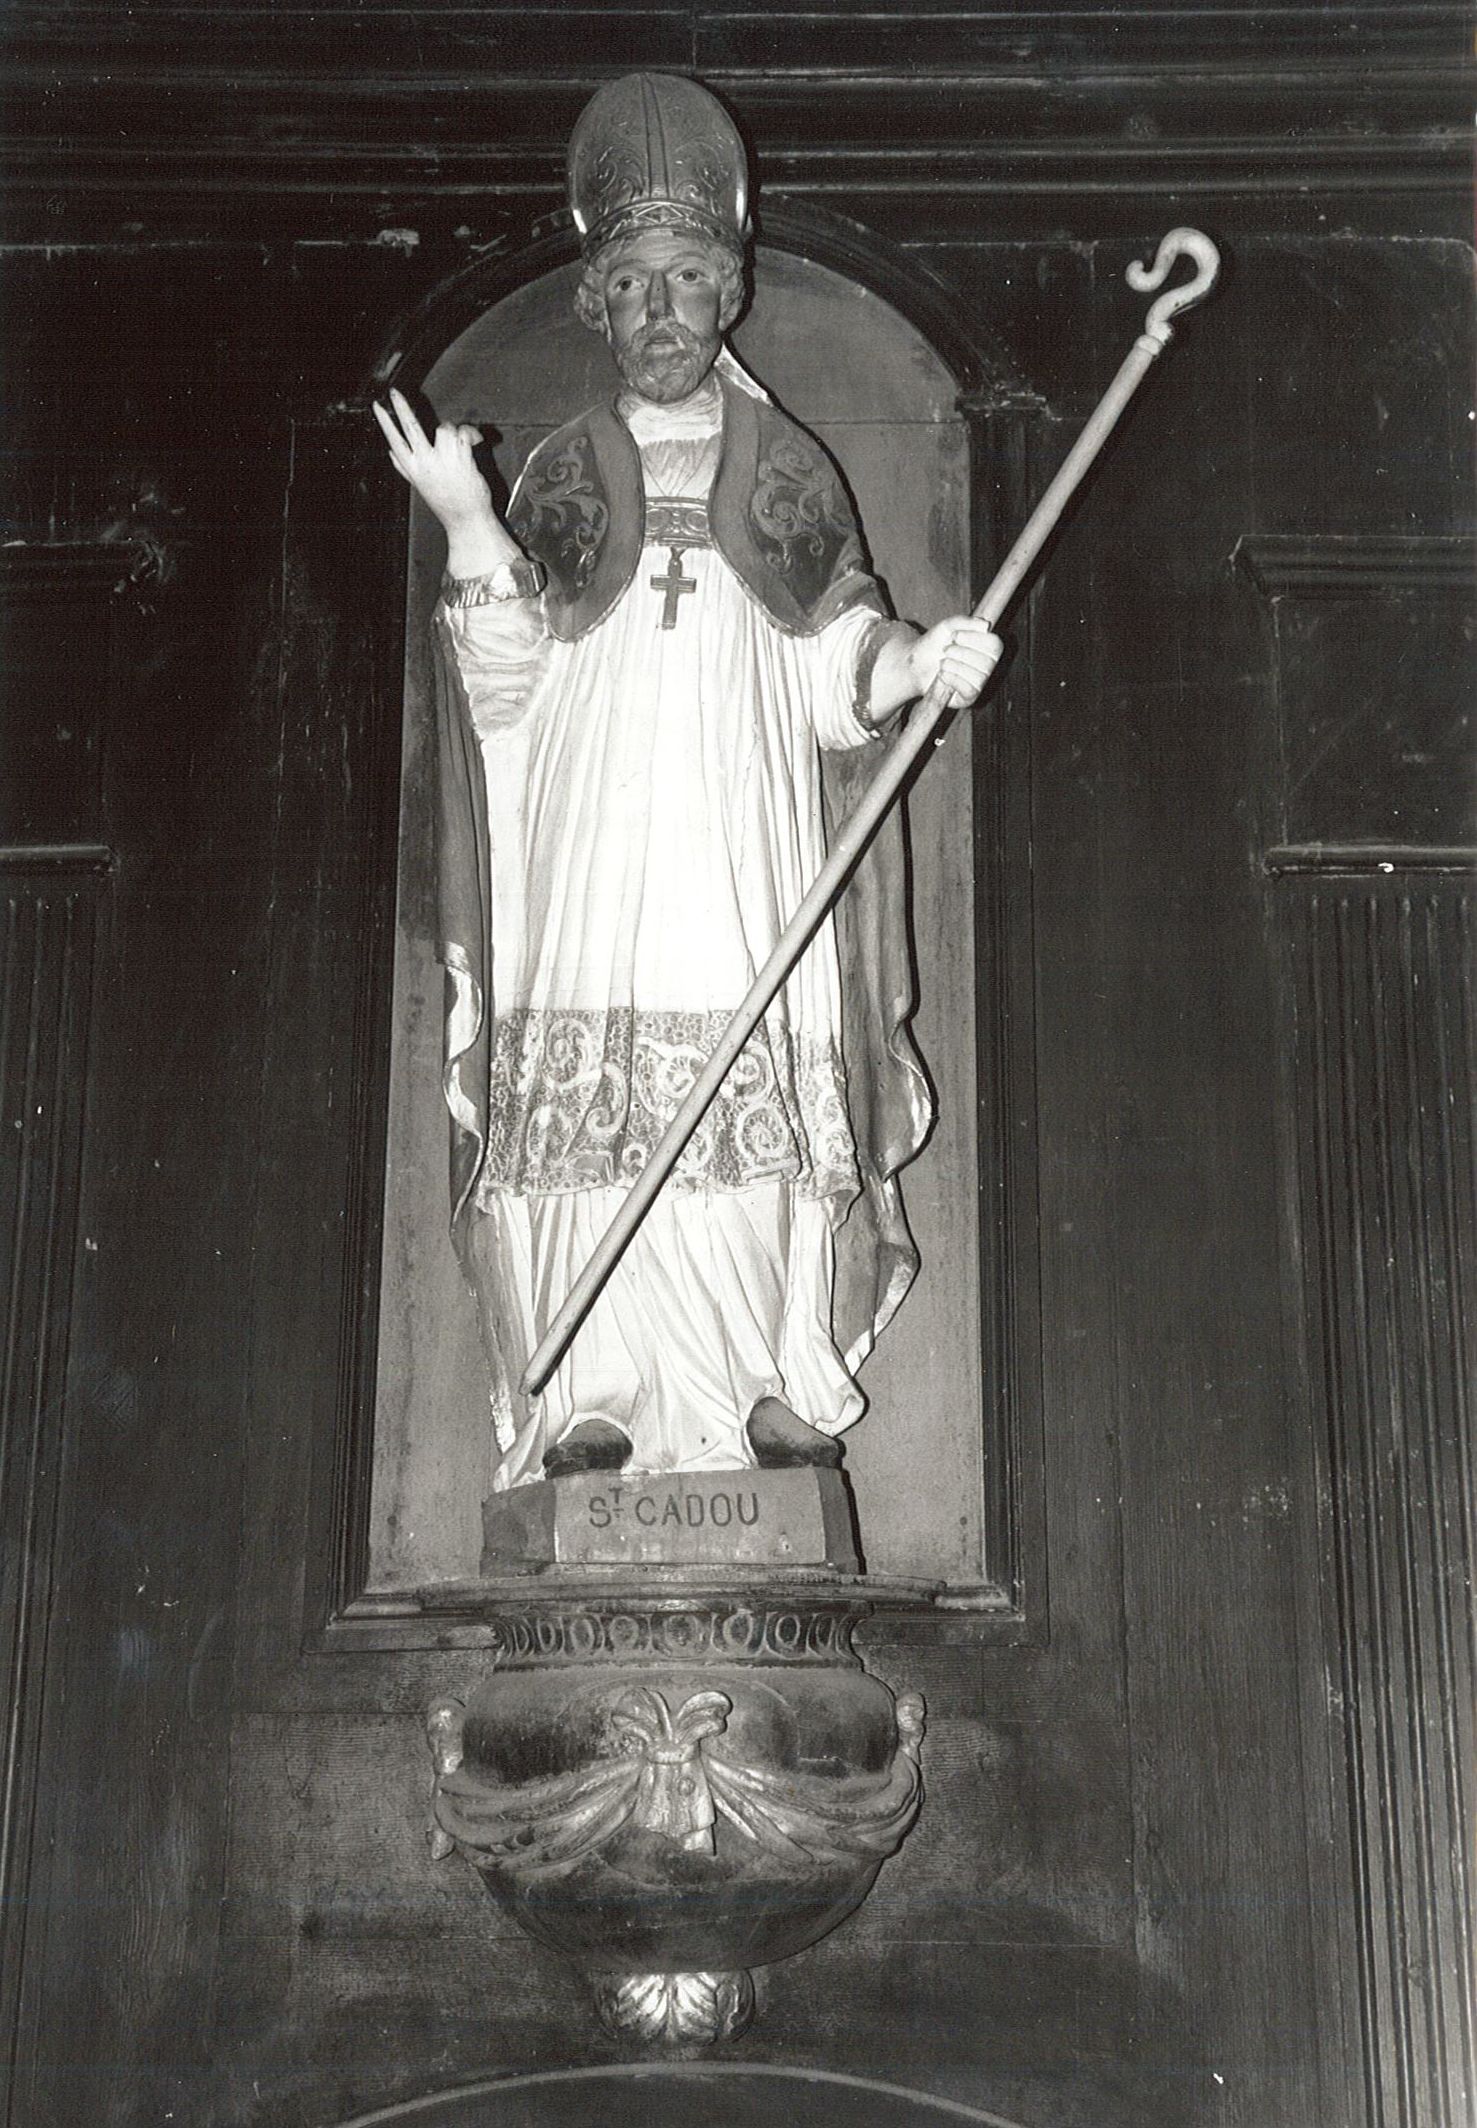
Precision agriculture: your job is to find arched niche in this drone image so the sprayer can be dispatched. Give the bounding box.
[369,244,992,1589]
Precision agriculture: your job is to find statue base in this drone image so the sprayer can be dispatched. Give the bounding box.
[481,1466,860,1575]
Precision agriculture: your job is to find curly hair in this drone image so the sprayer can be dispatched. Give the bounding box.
[575,233,747,338]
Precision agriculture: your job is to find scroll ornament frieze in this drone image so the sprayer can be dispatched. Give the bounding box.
[475,1598,859,1668]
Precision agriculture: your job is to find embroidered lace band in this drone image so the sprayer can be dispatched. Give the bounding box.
[475,1006,860,1202]
[644,497,712,547]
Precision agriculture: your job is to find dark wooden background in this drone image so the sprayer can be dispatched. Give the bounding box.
[1,7,1471,2126]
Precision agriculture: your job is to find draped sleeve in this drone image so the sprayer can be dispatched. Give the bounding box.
[434,587,552,738]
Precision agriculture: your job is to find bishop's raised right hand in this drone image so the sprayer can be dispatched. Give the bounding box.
[373,388,520,578]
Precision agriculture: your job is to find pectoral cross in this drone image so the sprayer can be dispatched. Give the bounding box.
[650,546,696,630]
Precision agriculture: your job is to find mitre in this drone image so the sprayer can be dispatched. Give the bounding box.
[567,72,751,259]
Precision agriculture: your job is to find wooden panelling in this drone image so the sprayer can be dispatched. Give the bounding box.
[242,409,408,1654]
[1237,534,1477,852]
[0,546,120,2122]
[1237,535,1473,600]
[0,859,103,2128]
[0,548,136,847]
[0,5,1468,242]
[0,459,289,2123]
[1024,247,1325,2123]
[967,407,1046,1617]
[1278,594,1474,848]
[1282,874,1476,2128]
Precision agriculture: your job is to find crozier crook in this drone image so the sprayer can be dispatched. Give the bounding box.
[1126,226,1222,345]
[522,225,1222,1399]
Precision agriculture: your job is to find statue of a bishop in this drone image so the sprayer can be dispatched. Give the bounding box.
[375,73,1001,1492]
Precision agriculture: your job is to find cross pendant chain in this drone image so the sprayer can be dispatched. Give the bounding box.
[650,545,697,630]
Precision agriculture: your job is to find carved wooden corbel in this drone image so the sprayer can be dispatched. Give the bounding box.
[424,1596,925,2045]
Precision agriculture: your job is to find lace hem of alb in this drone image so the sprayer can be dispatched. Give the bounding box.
[474,1006,860,1201]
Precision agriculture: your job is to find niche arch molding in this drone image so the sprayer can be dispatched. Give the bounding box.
[375,198,1026,413]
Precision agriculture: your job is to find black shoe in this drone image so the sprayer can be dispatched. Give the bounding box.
[746,1397,843,1470]
[543,1417,633,1480]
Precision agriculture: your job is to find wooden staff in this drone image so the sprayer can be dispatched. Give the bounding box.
[523,226,1221,1398]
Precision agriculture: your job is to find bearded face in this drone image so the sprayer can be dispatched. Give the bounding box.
[615,315,718,403]
[600,231,729,405]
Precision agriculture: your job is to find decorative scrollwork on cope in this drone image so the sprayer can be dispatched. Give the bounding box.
[749,436,867,611]
[508,436,610,593]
